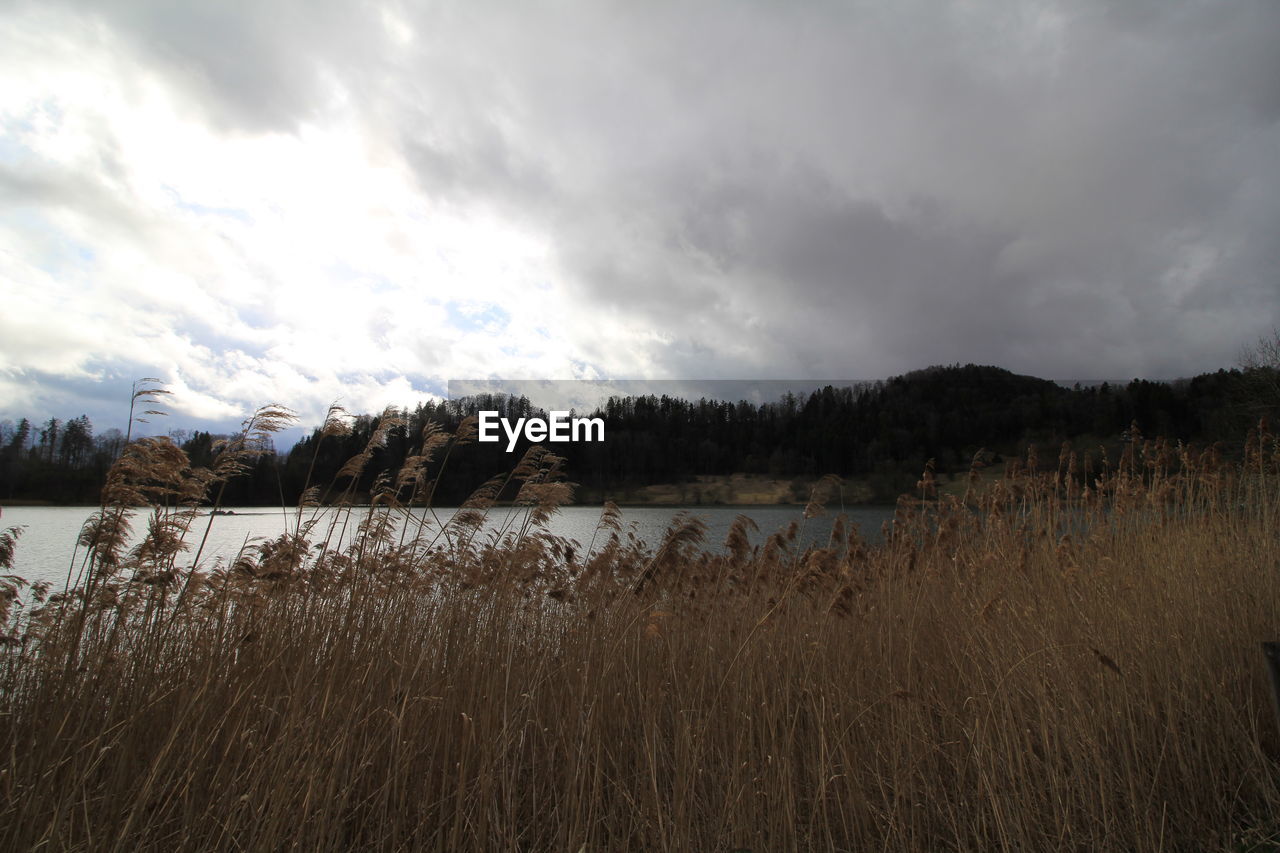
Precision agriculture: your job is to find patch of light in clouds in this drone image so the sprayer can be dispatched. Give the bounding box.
[0,4,584,433]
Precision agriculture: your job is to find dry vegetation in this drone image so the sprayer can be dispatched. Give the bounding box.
[601,472,876,507]
[0,400,1278,851]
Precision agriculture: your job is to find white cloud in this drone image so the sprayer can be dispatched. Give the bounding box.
[0,2,614,432]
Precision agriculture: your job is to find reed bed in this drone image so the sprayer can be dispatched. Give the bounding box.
[0,409,1278,851]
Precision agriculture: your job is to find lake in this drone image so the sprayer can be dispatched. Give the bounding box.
[0,504,898,589]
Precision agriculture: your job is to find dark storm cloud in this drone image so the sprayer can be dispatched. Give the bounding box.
[365,0,1280,379]
[14,0,1280,384]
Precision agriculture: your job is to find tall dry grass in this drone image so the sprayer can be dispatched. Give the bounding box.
[0,410,1277,851]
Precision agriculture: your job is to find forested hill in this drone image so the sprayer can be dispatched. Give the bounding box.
[1,364,1264,505]
[562,365,1244,501]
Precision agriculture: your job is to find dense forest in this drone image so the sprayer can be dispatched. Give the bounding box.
[2,364,1273,506]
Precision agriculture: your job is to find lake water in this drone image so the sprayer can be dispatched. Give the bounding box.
[0,504,897,589]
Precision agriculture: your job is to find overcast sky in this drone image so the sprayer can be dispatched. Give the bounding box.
[2,0,1277,437]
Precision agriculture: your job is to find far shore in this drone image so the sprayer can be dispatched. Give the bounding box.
[2,466,1007,512]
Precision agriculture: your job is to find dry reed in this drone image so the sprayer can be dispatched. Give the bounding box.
[0,410,1277,851]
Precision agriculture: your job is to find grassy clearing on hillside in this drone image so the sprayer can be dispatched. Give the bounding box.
[0,407,1277,851]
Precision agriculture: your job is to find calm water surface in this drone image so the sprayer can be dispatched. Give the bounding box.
[1,504,897,588]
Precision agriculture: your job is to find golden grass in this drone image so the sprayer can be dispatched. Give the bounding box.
[0,414,1277,851]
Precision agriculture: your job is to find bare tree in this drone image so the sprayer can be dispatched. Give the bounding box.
[1237,328,1280,420]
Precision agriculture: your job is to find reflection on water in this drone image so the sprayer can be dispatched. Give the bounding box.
[0,504,898,588]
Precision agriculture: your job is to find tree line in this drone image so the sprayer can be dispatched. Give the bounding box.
[2,363,1273,506]
[0,416,126,504]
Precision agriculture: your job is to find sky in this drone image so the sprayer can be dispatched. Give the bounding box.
[1,0,1278,441]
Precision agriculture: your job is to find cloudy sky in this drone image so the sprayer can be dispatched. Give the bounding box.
[2,0,1277,437]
